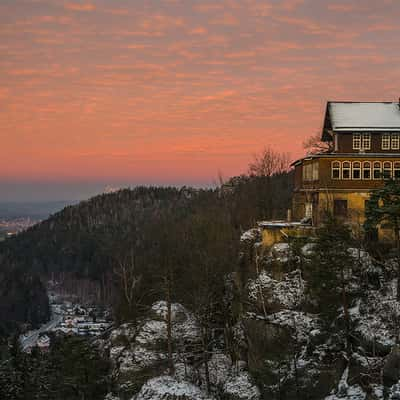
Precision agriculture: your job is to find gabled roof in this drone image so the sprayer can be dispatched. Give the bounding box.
[322,101,400,140]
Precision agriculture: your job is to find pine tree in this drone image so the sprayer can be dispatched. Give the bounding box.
[308,215,354,355]
[365,180,400,299]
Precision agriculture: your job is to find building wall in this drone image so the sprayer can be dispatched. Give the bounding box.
[336,132,400,154]
[295,156,400,191]
[292,189,394,242]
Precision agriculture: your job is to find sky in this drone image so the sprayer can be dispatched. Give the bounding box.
[1,0,400,201]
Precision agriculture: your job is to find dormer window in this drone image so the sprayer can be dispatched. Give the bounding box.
[362,133,371,150]
[382,134,391,150]
[353,133,361,150]
[353,133,370,150]
[392,133,399,150]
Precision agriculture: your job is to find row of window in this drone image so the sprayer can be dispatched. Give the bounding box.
[332,160,400,180]
[352,133,400,150]
[352,133,371,150]
[382,133,400,150]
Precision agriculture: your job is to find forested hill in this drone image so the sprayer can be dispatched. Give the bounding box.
[0,174,292,278]
[0,172,292,334]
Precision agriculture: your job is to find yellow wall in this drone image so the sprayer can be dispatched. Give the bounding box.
[316,190,394,242]
[317,190,369,225]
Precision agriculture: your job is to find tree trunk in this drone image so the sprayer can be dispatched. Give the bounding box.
[341,268,351,356]
[166,272,174,375]
[396,224,400,301]
[202,326,211,394]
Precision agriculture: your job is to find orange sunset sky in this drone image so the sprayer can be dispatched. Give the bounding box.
[1,0,400,200]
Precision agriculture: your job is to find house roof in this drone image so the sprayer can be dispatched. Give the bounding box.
[290,153,400,167]
[322,102,400,140]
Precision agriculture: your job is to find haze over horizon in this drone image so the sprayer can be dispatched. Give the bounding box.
[2,0,400,201]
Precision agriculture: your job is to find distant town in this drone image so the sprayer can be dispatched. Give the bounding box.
[0,217,38,239]
[20,280,112,353]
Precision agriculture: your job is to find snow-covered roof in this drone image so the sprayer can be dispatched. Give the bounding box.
[327,102,400,132]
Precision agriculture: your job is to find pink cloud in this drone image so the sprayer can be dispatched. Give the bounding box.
[64,3,95,12]
[189,27,207,35]
[327,3,355,12]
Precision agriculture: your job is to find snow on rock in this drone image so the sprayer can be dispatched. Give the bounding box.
[109,301,201,381]
[347,248,374,269]
[110,323,136,346]
[109,346,125,363]
[324,385,366,400]
[324,367,367,400]
[247,269,305,310]
[223,371,260,400]
[301,242,315,257]
[389,383,400,399]
[266,310,320,343]
[240,228,261,243]
[269,242,290,263]
[206,353,232,387]
[105,394,121,400]
[150,301,201,342]
[133,376,214,400]
[351,280,400,353]
[135,320,167,345]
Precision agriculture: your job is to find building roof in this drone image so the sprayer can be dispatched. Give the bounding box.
[290,153,400,167]
[322,101,400,140]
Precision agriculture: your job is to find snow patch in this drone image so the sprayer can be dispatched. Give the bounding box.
[133,376,213,400]
[247,269,305,310]
[240,228,261,242]
[223,371,260,400]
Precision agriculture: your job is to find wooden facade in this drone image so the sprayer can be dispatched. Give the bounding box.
[291,102,400,241]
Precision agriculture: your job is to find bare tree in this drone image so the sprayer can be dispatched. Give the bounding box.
[164,268,175,376]
[248,147,291,177]
[303,133,333,155]
[113,251,142,322]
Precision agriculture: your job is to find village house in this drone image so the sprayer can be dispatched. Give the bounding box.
[261,101,400,246]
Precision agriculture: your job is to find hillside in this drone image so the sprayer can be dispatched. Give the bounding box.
[0,174,293,335]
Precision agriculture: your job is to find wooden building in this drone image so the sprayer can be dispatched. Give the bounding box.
[292,101,400,241]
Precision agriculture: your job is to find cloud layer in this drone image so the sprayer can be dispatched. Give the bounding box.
[1,0,400,184]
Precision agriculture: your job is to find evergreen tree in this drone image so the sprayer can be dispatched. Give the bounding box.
[308,215,354,354]
[365,179,400,299]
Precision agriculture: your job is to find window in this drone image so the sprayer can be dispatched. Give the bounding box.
[352,161,361,179]
[303,162,319,182]
[302,164,309,181]
[312,162,319,181]
[382,133,391,150]
[305,203,313,219]
[331,161,341,179]
[362,133,371,150]
[392,134,400,150]
[342,161,351,179]
[353,133,361,150]
[373,161,381,179]
[394,162,400,179]
[334,199,348,217]
[383,161,392,179]
[362,161,371,179]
